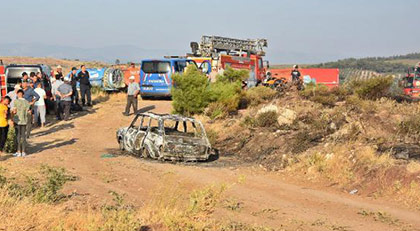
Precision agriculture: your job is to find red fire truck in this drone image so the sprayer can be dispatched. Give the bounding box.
[188,35,269,85]
[400,67,420,100]
[0,63,5,97]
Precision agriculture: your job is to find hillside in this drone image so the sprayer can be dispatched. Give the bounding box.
[311,52,420,81]
[0,56,108,73]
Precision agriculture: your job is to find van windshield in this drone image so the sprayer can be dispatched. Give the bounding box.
[6,67,41,78]
[141,61,171,74]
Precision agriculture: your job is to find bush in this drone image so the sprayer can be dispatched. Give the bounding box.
[209,81,242,113]
[244,86,277,107]
[172,66,211,115]
[348,76,394,100]
[4,127,16,153]
[256,111,278,127]
[399,114,420,141]
[217,66,249,83]
[300,83,348,106]
[205,102,228,120]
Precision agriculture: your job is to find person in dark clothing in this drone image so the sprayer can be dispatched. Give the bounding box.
[416,63,420,76]
[77,65,92,107]
[291,65,301,82]
[70,67,79,105]
[21,72,29,83]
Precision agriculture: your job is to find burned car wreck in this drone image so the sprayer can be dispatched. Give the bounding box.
[117,112,212,161]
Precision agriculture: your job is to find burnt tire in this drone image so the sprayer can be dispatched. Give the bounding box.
[142,147,150,159]
[118,139,124,151]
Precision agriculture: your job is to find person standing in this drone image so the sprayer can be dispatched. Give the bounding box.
[291,65,301,83]
[22,81,40,139]
[51,77,63,120]
[34,82,47,128]
[0,96,11,154]
[55,65,64,81]
[77,65,92,107]
[12,90,31,157]
[123,76,140,116]
[69,67,79,105]
[21,72,29,83]
[7,84,20,109]
[57,77,73,121]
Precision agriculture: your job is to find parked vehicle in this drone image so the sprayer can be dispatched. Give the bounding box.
[267,68,340,89]
[188,35,269,85]
[4,64,53,94]
[117,112,212,161]
[66,67,125,91]
[400,67,420,100]
[139,58,200,98]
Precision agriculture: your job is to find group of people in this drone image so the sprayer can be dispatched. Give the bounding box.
[0,65,93,157]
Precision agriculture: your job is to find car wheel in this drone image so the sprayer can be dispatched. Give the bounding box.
[119,138,124,151]
[142,147,150,159]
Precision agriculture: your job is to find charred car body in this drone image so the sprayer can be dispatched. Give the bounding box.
[117,112,212,161]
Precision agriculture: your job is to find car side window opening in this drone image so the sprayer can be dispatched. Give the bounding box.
[163,119,203,137]
[149,118,160,134]
[140,116,151,131]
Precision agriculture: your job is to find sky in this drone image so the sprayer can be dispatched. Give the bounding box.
[0,0,419,63]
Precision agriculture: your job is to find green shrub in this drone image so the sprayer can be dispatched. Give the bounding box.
[4,127,16,153]
[244,86,277,107]
[241,116,257,128]
[399,114,420,141]
[209,81,242,113]
[256,111,278,128]
[205,102,228,120]
[300,83,348,106]
[172,66,211,115]
[217,66,249,83]
[348,76,394,100]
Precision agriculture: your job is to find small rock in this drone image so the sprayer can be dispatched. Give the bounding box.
[349,189,358,195]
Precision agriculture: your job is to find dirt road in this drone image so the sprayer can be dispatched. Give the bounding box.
[2,94,420,230]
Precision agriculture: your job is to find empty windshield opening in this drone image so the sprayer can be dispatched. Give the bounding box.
[6,67,41,78]
[163,120,204,138]
[141,61,171,74]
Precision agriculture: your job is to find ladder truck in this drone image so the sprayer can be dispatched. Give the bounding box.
[188,35,269,85]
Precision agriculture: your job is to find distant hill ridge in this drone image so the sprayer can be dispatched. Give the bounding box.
[311,52,420,74]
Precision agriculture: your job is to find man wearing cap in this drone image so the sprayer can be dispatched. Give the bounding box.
[7,84,21,109]
[123,76,140,116]
[69,67,79,105]
[57,77,73,121]
[55,65,64,81]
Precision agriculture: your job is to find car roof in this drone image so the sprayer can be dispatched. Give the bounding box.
[141,58,190,62]
[138,112,197,122]
[6,64,43,68]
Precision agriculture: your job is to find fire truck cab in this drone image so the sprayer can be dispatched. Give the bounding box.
[401,67,420,100]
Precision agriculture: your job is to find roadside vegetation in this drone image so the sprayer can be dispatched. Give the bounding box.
[0,167,276,231]
[175,72,420,210]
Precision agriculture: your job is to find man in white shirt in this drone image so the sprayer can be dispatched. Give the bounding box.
[34,82,47,127]
[123,76,140,116]
[7,84,20,109]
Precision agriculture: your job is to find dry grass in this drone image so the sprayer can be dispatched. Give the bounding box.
[0,170,276,231]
